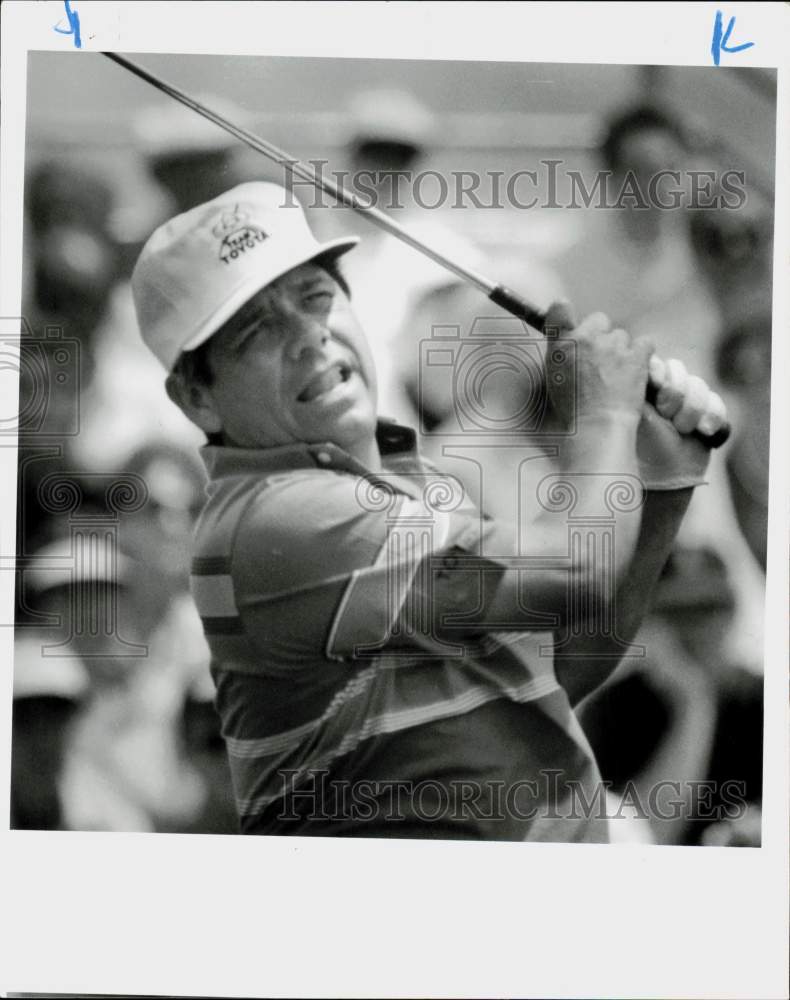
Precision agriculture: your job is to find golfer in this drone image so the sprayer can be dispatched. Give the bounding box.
[132,181,727,841]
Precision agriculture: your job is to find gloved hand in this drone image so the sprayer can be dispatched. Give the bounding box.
[637,357,729,491]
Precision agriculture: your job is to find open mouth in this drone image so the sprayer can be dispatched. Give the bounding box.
[297,362,352,403]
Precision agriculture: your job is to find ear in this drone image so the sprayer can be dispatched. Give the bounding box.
[165,369,223,436]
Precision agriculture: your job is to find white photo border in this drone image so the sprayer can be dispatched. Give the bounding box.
[1,3,788,998]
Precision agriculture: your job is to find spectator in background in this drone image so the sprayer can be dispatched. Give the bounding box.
[556,103,722,382]
[16,533,207,833]
[579,546,763,846]
[345,87,432,209]
[121,442,238,833]
[134,96,249,216]
[689,176,773,324]
[599,105,688,246]
[662,550,763,847]
[122,441,208,593]
[17,157,221,833]
[25,161,121,358]
[691,177,773,574]
[17,162,123,561]
[557,103,767,674]
[11,634,89,830]
[714,311,772,571]
[21,156,199,479]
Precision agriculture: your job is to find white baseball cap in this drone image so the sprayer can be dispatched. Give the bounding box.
[132,182,359,371]
[13,635,90,701]
[347,89,434,152]
[26,536,136,595]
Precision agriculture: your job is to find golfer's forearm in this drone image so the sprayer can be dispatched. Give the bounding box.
[471,415,644,629]
[554,488,694,706]
[559,411,640,474]
[556,411,643,579]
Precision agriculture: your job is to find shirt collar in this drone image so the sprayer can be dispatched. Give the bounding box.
[200,418,421,484]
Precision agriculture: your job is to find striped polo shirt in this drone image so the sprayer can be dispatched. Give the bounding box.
[191,421,608,841]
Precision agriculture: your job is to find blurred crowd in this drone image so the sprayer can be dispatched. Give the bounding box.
[12,86,770,845]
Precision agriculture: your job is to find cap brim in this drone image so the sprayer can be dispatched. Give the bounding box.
[179,235,359,361]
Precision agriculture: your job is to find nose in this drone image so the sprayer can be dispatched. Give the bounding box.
[285,314,329,361]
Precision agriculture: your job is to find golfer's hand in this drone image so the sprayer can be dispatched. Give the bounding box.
[543,301,653,429]
[647,356,728,438]
[637,358,730,490]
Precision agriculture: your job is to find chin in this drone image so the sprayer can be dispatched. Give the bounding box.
[313,407,376,449]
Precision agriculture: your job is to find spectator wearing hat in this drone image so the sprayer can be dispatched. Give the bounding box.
[134,95,250,216]
[16,534,206,832]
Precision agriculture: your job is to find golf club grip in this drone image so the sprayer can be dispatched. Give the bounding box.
[488,283,548,332]
[488,284,731,449]
[644,382,731,448]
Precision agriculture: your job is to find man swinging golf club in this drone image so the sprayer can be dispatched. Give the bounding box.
[132,180,728,841]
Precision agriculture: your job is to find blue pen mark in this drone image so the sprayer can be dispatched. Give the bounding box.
[53,0,82,49]
[711,10,754,66]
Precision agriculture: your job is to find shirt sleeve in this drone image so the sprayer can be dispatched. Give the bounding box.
[229,469,496,674]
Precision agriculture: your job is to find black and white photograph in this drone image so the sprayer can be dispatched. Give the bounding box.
[1,3,788,998]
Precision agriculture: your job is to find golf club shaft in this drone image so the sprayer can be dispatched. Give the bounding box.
[103,51,729,448]
[103,53,543,320]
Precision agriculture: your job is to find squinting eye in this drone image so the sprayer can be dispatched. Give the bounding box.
[235,323,271,353]
[305,290,334,309]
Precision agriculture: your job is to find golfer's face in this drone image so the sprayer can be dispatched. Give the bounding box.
[204,262,377,451]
